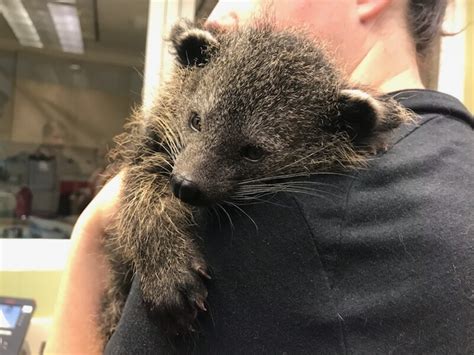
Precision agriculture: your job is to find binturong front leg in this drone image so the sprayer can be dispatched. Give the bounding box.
[116,164,210,335]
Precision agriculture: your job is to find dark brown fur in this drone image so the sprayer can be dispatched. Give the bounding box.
[99,20,413,342]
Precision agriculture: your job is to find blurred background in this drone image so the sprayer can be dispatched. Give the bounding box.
[0,0,471,353]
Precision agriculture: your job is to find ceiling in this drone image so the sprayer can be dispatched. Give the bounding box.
[0,0,217,67]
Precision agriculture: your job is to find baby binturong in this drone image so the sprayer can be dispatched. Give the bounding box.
[99,19,413,342]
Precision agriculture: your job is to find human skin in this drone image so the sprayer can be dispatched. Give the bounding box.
[45,1,424,353]
[45,174,122,354]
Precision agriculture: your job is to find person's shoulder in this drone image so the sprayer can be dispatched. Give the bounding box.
[358,89,474,189]
[328,89,474,241]
[385,89,473,159]
[389,88,473,128]
[380,89,473,176]
[293,89,473,238]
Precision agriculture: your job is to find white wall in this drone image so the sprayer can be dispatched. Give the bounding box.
[438,0,467,102]
[143,0,196,113]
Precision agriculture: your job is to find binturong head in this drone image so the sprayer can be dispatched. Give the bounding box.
[144,20,411,207]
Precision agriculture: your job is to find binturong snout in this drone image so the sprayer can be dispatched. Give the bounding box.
[170,174,207,206]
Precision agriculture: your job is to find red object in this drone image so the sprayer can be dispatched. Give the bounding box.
[15,186,33,218]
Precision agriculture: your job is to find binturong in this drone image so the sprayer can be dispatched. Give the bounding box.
[99,19,413,342]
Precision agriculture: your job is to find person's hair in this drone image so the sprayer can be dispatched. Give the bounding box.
[406,0,449,55]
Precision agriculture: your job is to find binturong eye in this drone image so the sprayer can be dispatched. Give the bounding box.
[189,112,202,132]
[241,144,266,162]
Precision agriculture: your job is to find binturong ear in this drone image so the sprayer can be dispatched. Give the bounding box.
[337,89,402,146]
[170,19,219,67]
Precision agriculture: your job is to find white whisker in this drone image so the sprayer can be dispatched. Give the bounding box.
[216,203,235,233]
[224,201,259,232]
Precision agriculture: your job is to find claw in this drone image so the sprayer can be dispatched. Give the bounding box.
[197,267,212,280]
[195,299,207,312]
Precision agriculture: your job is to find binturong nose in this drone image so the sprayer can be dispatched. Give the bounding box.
[170,174,204,205]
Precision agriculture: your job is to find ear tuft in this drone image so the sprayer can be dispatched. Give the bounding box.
[170,19,218,67]
[337,89,386,143]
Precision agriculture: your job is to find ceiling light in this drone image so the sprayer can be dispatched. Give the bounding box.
[0,0,43,48]
[47,2,84,54]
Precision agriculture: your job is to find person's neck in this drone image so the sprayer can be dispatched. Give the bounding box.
[349,37,425,93]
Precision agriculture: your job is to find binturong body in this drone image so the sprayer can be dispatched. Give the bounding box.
[100,20,413,341]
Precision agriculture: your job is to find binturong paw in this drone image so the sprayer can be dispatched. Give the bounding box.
[141,255,211,336]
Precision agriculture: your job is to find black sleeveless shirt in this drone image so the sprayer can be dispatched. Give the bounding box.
[105,90,474,354]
